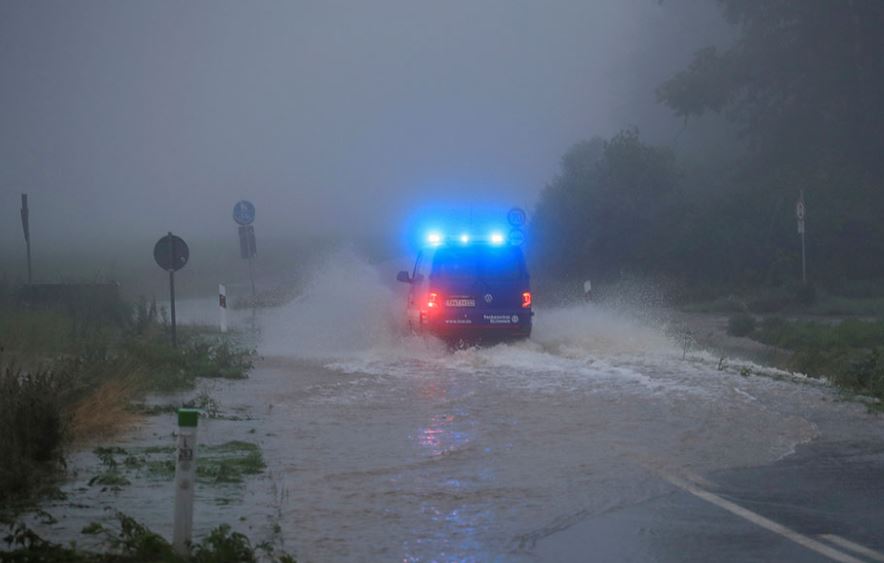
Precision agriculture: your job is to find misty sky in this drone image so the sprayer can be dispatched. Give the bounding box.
[0,0,724,247]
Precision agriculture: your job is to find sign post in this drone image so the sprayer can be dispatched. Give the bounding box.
[20,194,31,285]
[153,233,190,347]
[796,191,806,284]
[233,201,257,299]
[173,408,199,555]
[218,283,228,333]
[507,206,527,247]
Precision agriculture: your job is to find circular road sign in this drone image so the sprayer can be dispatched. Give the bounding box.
[507,207,527,227]
[154,234,190,271]
[233,200,256,225]
[508,228,525,246]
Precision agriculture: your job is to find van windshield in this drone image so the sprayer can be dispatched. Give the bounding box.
[431,246,525,280]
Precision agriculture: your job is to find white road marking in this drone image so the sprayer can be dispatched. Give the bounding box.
[660,471,864,563]
[820,534,884,562]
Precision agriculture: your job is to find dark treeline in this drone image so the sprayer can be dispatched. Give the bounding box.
[532,0,884,293]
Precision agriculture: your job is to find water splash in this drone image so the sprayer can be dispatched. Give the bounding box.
[259,248,683,380]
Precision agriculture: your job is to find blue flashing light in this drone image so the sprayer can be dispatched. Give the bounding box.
[427,232,443,246]
[490,232,505,245]
[459,233,470,244]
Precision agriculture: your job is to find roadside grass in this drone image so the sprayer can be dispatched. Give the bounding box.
[742,317,884,407]
[681,281,884,317]
[0,362,67,506]
[2,512,296,562]
[0,288,255,509]
[88,441,266,486]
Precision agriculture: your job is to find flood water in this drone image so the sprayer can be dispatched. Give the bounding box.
[23,252,884,561]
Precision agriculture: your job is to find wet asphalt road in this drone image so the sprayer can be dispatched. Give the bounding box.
[534,439,884,562]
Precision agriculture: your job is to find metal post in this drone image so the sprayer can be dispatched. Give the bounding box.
[219,284,228,333]
[801,228,806,284]
[796,190,807,285]
[173,408,199,555]
[20,194,31,285]
[248,256,256,299]
[168,232,177,347]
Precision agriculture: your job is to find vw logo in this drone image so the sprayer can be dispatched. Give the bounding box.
[484,293,493,303]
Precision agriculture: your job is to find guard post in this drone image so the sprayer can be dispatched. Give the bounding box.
[173,408,199,555]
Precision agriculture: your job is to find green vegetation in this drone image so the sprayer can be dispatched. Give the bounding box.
[0,286,255,508]
[0,363,67,504]
[726,314,756,337]
[1,512,295,562]
[749,318,884,405]
[89,441,266,486]
[196,442,266,484]
[532,2,884,296]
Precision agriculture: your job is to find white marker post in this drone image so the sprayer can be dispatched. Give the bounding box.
[173,408,199,555]
[219,284,228,333]
[583,280,593,302]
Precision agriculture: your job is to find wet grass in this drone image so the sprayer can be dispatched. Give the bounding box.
[2,512,296,562]
[86,441,266,487]
[746,317,884,407]
[0,286,256,509]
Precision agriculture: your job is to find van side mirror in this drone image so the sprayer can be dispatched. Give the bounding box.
[396,271,412,283]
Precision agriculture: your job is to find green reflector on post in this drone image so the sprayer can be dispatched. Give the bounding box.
[177,408,199,427]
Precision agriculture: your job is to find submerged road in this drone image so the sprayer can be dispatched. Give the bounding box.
[246,292,884,561]
[26,280,884,562]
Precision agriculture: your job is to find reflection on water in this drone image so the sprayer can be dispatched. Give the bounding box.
[404,379,488,562]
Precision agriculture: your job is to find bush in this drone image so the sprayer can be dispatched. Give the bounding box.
[0,293,255,504]
[0,361,67,505]
[727,314,757,337]
[793,282,817,305]
[747,289,792,313]
[747,318,884,402]
[2,513,297,562]
[839,348,884,399]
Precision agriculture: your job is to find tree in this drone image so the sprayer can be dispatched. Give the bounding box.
[657,0,884,281]
[532,130,682,279]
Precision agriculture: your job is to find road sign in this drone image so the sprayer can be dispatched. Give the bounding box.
[238,225,257,259]
[154,234,190,271]
[507,207,527,227]
[796,200,806,221]
[233,200,256,225]
[508,228,525,246]
[154,232,188,347]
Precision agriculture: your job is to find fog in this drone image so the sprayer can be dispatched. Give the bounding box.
[0,0,725,251]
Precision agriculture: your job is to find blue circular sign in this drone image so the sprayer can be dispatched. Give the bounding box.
[233,200,256,225]
[507,207,527,227]
[508,228,525,246]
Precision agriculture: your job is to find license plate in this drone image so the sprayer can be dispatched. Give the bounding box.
[445,298,475,307]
